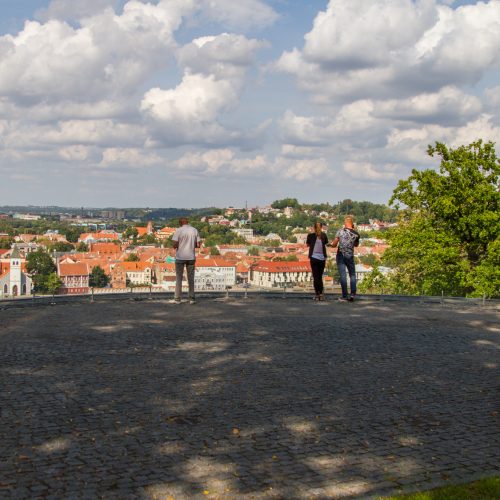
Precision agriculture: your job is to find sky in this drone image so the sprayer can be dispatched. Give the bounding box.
[0,0,499,208]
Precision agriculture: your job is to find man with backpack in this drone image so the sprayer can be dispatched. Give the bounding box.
[331,216,360,302]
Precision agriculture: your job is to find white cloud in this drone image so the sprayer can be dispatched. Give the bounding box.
[0,1,191,105]
[37,0,278,31]
[343,161,400,181]
[372,86,482,125]
[276,0,500,103]
[4,120,145,150]
[141,33,267,146]
[173,148,330,181]
[35,0,120,22]
[174,149,269,175]
[302,0,438,70]
[59,145,92,161]
[99,147,164,167]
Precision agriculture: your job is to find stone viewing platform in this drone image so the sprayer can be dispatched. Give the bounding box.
[1,296,498,499]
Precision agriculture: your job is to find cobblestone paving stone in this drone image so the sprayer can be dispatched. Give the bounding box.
[0,297,499,499]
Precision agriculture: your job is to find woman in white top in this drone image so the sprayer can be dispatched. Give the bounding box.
[306,222,329,301]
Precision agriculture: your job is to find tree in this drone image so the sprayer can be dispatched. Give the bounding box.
[64,227,81,243]
[358,264,389,294]
[123,227,138,240]
[141,233,158,245]
[387,140,499,297]
[89,265,110,288]
[125,253,140,262]
[0,237,13,249]
[248,246,260,256]
[358,253,379,266]
[49,241,74,253]
[26,250,57,293]
[271,198,300,209]
[46,273,62,295]
[76,242,88,252]
[209,246,220,256]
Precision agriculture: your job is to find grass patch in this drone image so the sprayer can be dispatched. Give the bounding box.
[380,476,500,500]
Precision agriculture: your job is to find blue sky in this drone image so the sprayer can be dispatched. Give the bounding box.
[0,0,499,208]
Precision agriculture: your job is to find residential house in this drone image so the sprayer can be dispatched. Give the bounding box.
[111,261,153,288]
[58,262,90,295]
[250,261,312,288]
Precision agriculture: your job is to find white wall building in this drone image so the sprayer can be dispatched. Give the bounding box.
[250,261,312,288]
[0,246,33,298]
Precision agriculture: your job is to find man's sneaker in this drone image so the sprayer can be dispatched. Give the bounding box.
[189,299,196,305]
[169,299,181,304]
[348,294,356,302]
[338,297,349,302]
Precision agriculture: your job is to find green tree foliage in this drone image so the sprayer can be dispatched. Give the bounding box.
[46,273,62,294]
[0,237,13,249]
[162,236,174,248]
[123,227,138,240]
[209,246,220,256]
[89,265,110,288]
[26,250,57,293]
[271,198,300,209]
[125,253,140,262]
[386,140,499,297]
[274,254,299,262]
[64,227,81,243]
[357,253,379,266]
[191,222,246,246]
[358,264,389,294]
[48,241,74,253]
[76,242,89,252]
[140,234,157,245]
[248,246,260,256]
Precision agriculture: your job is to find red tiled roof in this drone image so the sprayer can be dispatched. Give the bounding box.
[58,263,89,277]
[118,262,152,271]
[196,258,236,268]
[89,243,121,254]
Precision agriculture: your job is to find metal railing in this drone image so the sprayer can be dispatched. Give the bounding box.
[0,286,498,310]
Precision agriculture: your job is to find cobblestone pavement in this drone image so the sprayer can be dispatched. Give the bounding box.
[0,297,499,499]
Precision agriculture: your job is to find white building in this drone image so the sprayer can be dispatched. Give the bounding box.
[232,228,254,240]
[196,259,236,290]
[160,258,237,292]
[0,246,33,298]
[250,261,312,288]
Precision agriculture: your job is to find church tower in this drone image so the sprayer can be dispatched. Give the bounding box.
[10,245,22,296]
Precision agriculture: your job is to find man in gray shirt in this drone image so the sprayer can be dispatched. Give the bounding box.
[172,217,201,304]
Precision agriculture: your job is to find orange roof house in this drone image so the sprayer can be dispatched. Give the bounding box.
[57,262,90,295]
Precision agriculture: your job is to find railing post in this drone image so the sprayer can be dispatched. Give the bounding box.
[91,287,94,303]
[149,285,152,300]
[282,284,286,299]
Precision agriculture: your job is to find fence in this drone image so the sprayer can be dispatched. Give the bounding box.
[0,286,498,310]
